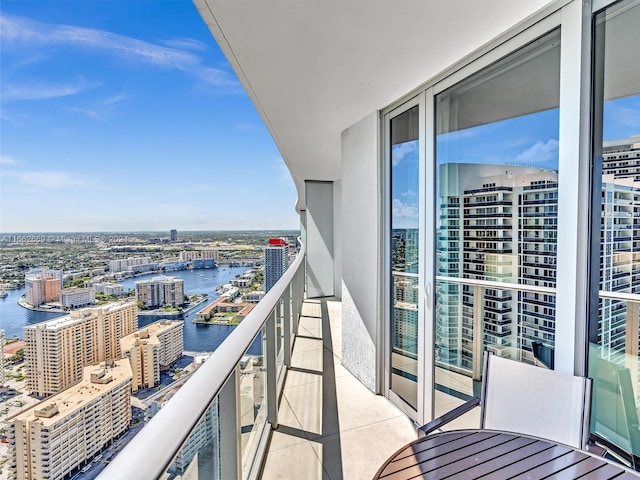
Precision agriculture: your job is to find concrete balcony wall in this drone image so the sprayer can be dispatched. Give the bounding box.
[341,112,381,392]
[306,181,335,298]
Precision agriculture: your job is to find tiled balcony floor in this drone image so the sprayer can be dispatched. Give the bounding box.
[260,298,418,480]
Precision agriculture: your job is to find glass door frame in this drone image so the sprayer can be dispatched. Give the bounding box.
[382,92,430,424]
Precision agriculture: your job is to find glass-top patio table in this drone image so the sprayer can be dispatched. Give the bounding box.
[374,430,640,479]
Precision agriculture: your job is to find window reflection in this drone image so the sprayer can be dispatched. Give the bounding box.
[390,105,419,409]
[589,0,640,461]
[435,30,560,399]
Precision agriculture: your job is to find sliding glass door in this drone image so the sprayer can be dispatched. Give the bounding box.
[589,0,640,463]
[433,30,561,415]
[387,98,424,419]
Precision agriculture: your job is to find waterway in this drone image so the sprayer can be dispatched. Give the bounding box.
[0,266,259,353]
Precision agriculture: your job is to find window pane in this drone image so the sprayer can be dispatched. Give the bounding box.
[435,30,560,402]
[589,0,640,461]
[390,105,419,409]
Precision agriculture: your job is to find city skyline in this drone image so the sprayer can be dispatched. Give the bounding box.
[0,1,299,233]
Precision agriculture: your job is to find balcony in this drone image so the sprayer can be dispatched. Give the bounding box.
[101,247,419,479]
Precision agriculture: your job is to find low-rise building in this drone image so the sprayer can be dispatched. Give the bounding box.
[94,283,123,296]
[245,292,265,304]
[6,360,132,480]
[195,297,254,324]
[179,250,219,262]
[60,287,96,309]
[109,257,152,273]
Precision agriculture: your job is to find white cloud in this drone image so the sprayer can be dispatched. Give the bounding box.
[514,139,559,164]
[392,198,418,218]
[1,79,99,102]
[400,190,416,198]
[0,13,239,92]
[609,105,640,129]
[2,169,93,188]
[235,122,255,131]
[0,155,19,165]
[392,142,418,166]
[160,37,207,51]
[65,93,128,120]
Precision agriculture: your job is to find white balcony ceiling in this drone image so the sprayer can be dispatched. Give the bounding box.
[194,0,554,210]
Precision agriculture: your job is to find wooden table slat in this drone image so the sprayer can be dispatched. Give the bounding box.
[507,450,592,480]
[612,472,640,480]
[573,463,640,480]
[437,439,554,480]
[479,445,572,479]
[381,432,504,477]
[391,431,481,463]
[543,457,610,479]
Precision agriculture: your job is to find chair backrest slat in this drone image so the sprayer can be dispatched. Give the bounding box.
[481,354,591,449]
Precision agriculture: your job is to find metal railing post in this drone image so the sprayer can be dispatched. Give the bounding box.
[472,285,484,381]
[265,310,278,429]
[219,368,241,480]
[283,286,292,368]
[293,268,301,336]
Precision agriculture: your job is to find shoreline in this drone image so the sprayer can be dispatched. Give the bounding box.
[137,295,210,317]
[17,296,65,314]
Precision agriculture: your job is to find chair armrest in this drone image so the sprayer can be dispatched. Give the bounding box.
[586,442,608,457]
[418,397,481,436]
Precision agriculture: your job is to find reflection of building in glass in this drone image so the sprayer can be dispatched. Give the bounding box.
[437,147,640,371]
[391,229,419,273]
[392,276,419,357]
[599,138,640,361]
[437,164,558,369]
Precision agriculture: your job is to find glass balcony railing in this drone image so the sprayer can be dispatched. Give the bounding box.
[99,242,306,480]
[434,276,556,386]
[590,290,640,466]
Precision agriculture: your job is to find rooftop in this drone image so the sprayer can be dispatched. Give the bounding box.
[9,360,132,427]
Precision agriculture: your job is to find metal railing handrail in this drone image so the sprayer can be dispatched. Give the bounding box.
[100,241,306,479]
[435,275,556,295]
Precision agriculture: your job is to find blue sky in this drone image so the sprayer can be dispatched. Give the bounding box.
[0,0,299,233]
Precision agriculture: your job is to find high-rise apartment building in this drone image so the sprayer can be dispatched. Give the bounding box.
[7,360,132,480]
[24,302,137,396]
[264,238,289,292]
[119,320,183,392]
[170,229,178,242]
[24,268,63,307]
[135,276,184,308]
